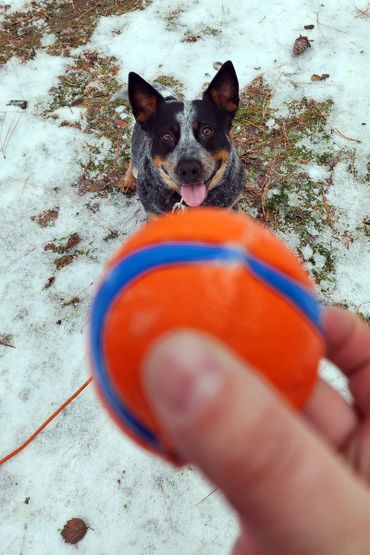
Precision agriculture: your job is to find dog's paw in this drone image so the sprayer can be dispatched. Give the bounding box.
[119,165,136,195]
[119,177,136,194]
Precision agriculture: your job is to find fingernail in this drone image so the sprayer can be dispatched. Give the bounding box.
[143,332,228,425]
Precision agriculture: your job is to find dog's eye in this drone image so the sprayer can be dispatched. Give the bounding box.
[161,131,174,142]
[200,126,214,138]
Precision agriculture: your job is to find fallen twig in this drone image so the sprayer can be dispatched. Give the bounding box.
[0,338,15,348]
[194,487,218,507]
[61,281,95,307]
[323,117,362,143]
[355,3,370,20]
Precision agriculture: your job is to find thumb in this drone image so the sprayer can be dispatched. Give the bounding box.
[143,332,370,554]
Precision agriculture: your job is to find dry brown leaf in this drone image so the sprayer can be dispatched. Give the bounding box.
[55,254,75,270]
[183,34,201,43]
[85,178,111,192]
[65,233,81,251]
[31,208,59,227]
[61,518,88,545]
[43,276,55,290]
[263,209,275,223]
[44,233,81,254]
[112,114,129,129]
[342,229,354,248]
[311,73,330,82]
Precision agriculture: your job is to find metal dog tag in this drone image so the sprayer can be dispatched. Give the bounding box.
[172,198,186,212]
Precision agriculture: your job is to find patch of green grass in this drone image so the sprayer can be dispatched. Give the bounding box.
[154,75,184,95]
[286,98,333,135]
[311,243,335,282]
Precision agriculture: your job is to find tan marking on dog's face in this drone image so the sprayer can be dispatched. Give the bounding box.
[152,155,180,192]
[152,154,164,168]
[213,148,230,164]
[207,148,231,191]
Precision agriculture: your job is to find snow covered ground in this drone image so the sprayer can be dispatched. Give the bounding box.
[0,0,369,553]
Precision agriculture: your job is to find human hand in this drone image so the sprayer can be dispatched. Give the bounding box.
[143,307,370,554]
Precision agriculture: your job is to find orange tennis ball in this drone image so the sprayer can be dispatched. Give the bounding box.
[89,208,323,463]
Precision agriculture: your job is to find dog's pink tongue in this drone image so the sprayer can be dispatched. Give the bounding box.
[180,184,206,207]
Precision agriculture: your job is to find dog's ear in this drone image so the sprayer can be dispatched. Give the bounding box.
[203,61,239,116]
[128,72,164,126]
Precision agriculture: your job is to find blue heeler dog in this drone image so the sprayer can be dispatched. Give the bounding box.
[120,61,244,217]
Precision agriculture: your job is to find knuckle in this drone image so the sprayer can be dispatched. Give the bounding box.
[222,401,307,510]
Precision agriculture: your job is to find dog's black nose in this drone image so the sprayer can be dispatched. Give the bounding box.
[176,159,202,183]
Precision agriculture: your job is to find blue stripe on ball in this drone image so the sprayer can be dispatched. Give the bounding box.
[90,242,322,453]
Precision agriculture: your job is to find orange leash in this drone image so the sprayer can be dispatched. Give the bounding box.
[0,376,94,466]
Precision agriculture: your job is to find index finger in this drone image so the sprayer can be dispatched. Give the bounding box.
[324,307,370,414]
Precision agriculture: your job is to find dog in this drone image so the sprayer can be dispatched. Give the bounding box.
[120,61,244,217]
